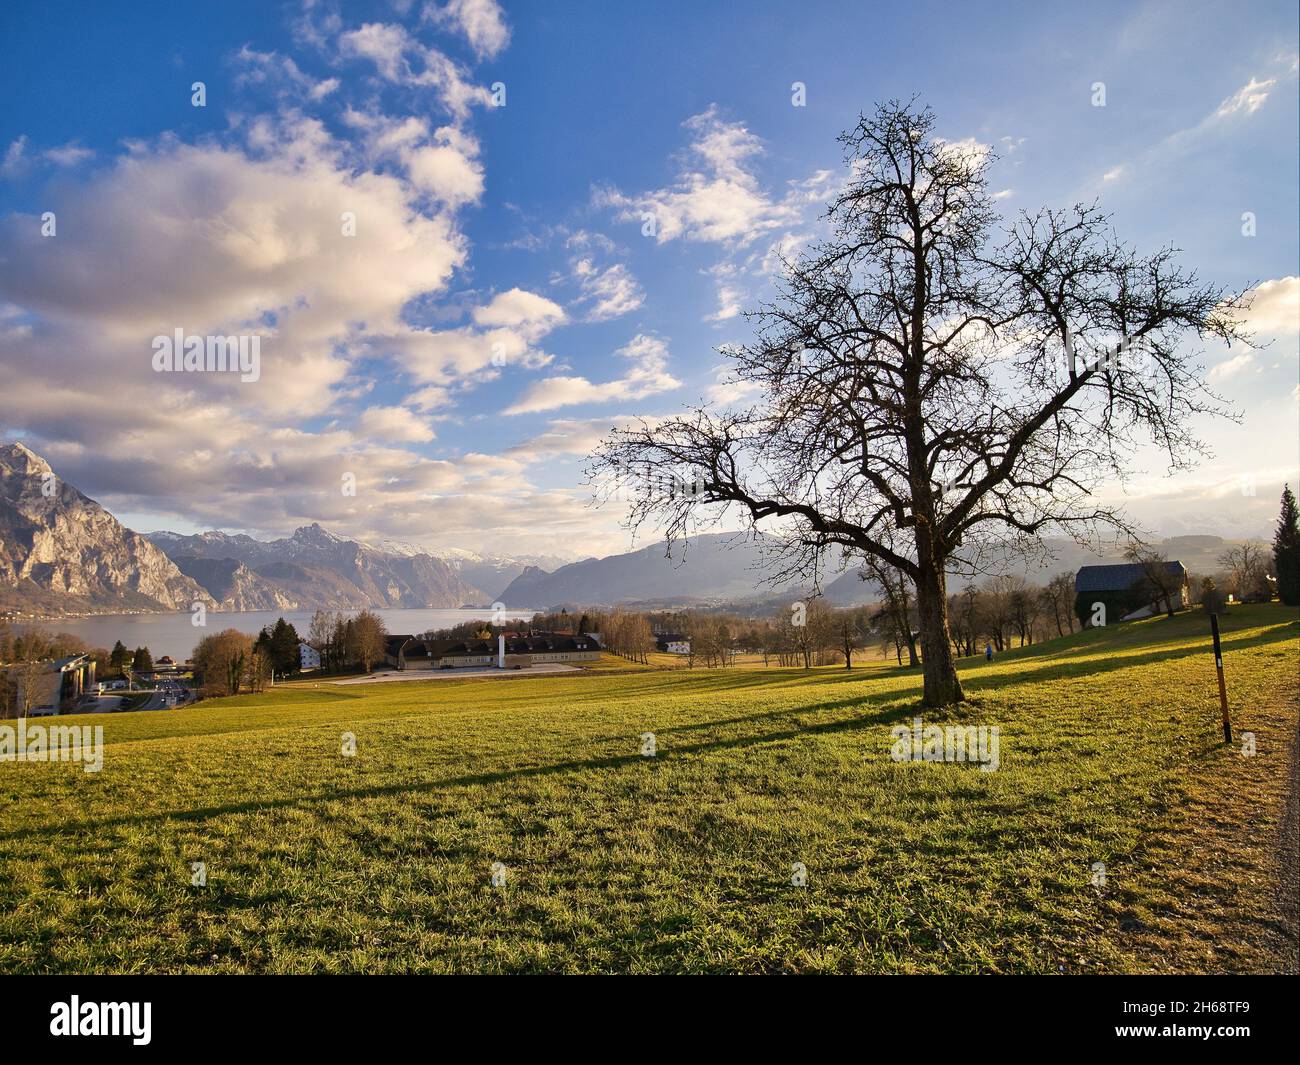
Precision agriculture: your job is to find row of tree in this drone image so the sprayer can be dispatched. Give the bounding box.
[304,610,388,674]
[190,611,390,696]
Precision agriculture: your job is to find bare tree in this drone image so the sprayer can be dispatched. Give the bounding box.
[837,609,866,669]
[1123,542,1181,617]
[351,610,388,673]
[860,556,919,666]
[1041,571,1077,637]
[1217,541,1271,602]
[591,99,1246,706]
[1006,577,1040,646]
[192,629,254,697]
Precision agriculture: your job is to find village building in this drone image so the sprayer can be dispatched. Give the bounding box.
[299,642,321,671]
[654,633,691,654]
[7,653,97,716]
[1074,561,1189,622]
[384,632,601,670]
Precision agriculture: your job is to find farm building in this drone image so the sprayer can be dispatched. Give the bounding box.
[1074,561,1189,624]
[654,633,691,654]
[384,633,601,670]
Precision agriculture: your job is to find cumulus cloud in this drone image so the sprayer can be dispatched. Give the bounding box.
[559,230,644,321]
[0,117,468,416]
[504,334,680,414]
[1241,276,1300,339]
[507,415,653,457]
[342,109,484,207]
[472,287,566,329]
[43,141,95,167]
[338,21,492,120]
[1207,352,1257,380]
[355,404,437,443]
[424,0,510,60]
[381,288,566,387]
[233,45,340,101]
[573,259,643,321]
[595,105,799,246]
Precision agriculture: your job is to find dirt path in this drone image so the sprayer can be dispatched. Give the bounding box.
[1096,677,1300,973]
[1275,712,1300,973]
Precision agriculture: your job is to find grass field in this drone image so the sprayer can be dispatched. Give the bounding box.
[1,604,1296,974]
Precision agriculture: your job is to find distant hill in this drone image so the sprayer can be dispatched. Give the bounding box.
[1,440,1266,618]
[498,533,845,608]
[500,531,1264,612]
[147,525,481,610]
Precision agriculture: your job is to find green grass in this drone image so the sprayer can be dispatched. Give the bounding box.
[1,604,1295,974]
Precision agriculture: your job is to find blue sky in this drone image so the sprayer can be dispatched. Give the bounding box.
[1,0,1296,557]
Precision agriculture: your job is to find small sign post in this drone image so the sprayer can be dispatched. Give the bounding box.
[1209,612,1231,744]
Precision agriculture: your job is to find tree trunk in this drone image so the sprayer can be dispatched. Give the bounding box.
[914,562,964,705]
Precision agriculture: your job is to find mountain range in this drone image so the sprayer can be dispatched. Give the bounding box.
[0,440,1268,617]
[0,442,558,615]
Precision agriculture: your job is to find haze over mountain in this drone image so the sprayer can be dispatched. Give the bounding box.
[0,441,1274,617]
[0,443,549,615]
[146,526,486,610]
[501,529,1265,612]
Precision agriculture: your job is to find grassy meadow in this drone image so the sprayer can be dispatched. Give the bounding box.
[1,604,1296,974]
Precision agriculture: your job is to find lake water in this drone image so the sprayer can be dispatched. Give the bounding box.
[16,607,537,661]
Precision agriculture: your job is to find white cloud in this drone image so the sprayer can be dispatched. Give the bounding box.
[338,22,492,120]
[0,117,471,418]
[595,105,798,246]
[1,136,27,176]
[342,110,484,207]
[404,138,484,205]
[473,288,566,330]
[232,45,340,102]
[387,289,565,387]
[1241,276,1300,339]
[1096,63,1296,190]
[43,141,94,167]
[508,415,653,457]
[355,405,437,443]
[1213,76,1275,119]
[704,261,746,322]
[575,259,643,321]
[1207,352,1256,380]
[423,0,510,60]
[504,334,680,414]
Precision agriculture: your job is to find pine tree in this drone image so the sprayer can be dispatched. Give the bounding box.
[1274,484,1300,606]
[109,640,129,673]
[133,646,153,673]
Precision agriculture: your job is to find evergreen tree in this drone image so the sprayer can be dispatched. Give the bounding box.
[132,646,153,673]
[109,640,129,674]
[270,617,301,676]
[1274,484,1300,606]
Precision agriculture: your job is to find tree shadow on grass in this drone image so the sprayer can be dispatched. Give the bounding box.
[959,619,1297,694]
[0,691,920,844]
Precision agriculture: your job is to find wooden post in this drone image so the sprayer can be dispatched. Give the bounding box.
[1209,612,1231,745]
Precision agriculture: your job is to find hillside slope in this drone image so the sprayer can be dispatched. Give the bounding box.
[3,603,1294,973]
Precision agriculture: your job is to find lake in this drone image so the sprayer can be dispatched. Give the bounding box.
[16,607,538,661]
